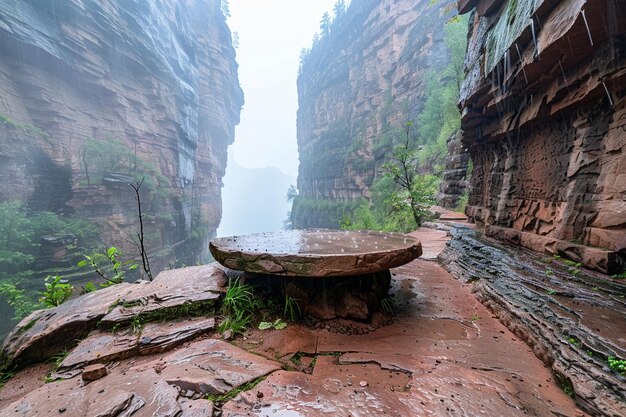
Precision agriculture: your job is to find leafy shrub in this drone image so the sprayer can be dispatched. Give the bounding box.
[39,275,73,307]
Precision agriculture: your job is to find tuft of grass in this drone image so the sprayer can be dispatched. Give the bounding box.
[283,295,301,322]
[218,309,251,335]
[218,279,262,335]
[130,316,143,334]
[44,348,69,383]
[381,296,396,314]
[0,352,15,390]
[222,279,256,316]
[470,314,481,322]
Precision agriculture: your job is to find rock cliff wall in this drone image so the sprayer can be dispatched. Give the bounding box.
[0,0,242,271]
[458,0,626,273]
[293,0,452,228]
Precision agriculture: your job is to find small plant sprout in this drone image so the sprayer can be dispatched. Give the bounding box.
[259,319,288,331]
[130,316,144,334]
[283,295,301,322]
[219,279,260,335]
[381,296,396,314]
[608,356,626,375]
[39,275,73,307]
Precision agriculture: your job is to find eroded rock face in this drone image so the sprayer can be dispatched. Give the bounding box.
[437,130,470,209]
[0,0,243,271]
[292,0,452,228]
[458,0,626,273]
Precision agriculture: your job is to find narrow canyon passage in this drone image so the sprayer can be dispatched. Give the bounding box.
[222,227,585,416]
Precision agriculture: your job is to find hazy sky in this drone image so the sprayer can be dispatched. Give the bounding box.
[227,0,338,177]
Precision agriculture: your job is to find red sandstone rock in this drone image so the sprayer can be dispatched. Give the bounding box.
[1,369,181,417]
[2,264,223,365]
[81,364,107,382]
[210,230,422,276]
[458,0,626,273]
[149,339,281,397]
[292,0,453,228]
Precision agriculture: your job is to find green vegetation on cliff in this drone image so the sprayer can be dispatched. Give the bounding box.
[0,201,99,321]
[339,14,467,231]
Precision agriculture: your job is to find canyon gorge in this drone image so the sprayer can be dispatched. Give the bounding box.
[292,0,458,228]
[0,0,625,416]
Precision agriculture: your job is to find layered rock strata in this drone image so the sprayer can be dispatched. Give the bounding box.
[440,225,626,416]
[436,130,470,208]
[0,0,242,271]
[458,0,626,273]
[293,0,452,228]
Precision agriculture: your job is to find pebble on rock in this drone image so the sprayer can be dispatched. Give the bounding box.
[82,364,107,382]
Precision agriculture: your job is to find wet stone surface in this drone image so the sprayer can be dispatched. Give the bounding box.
[0,226,589,417]
[223,228,587,417]
[210,229,422,277]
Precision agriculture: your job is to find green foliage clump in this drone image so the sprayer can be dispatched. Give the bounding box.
[292,197,361,229]
[0,283,41,321]
[0,112,49,138]
[219,279,262,335]
[0,201,98,321]
[342,174,439,233]
[608,356,626,375]
[39,275,73,307]
[77,246,138,288]
[258,318,287,331]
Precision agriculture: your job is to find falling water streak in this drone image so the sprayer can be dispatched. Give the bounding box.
[515,43,529,84]
[558,59,567,84]
[530,18,539,58]
[566,35,574,55]
[581,9,594,46]
[602,81,614,106]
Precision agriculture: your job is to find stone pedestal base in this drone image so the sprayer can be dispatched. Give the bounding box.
[246,271,391,322]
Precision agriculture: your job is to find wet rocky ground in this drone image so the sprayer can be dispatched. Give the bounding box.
[223,227,587,417]
[1,223,621,416]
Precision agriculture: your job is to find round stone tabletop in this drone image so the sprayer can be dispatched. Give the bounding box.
[209,229,422,277]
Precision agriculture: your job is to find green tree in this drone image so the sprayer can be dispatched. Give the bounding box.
[380,122,432,227]
[320,12,332,36]
[286,185,298,202]
[333,0,347,19]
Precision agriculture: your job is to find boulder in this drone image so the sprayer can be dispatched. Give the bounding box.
[2,264,224,365]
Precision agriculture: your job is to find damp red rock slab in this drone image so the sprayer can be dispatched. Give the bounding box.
[210,230,422,276]
[0,338,280,417]
[225,228,586,417]
[2,264,225,365]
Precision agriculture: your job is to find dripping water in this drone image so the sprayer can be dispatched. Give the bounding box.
[581,9,594,46]
[530,18,539,59]
[515,43,528,84]
[602,81,614,106]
